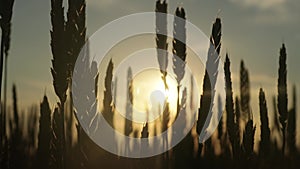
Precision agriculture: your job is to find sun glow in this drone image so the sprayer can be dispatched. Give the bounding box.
[132,68,178,121]
[154,76,178,105]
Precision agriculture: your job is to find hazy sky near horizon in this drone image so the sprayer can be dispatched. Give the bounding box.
[4,0,300,125]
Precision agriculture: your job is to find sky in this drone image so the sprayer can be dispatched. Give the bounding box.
[3,0,300,144]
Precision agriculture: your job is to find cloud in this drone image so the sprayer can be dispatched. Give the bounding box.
[87,0,147,15]
[229,0,287,10]
[229,0,291,24]
[88,0,120,8]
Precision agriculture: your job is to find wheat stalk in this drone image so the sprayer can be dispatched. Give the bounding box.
[287,85,296,154]
[234,96,241,158]
[65,0,86,77]
[50,1,69,168]
[37,95,51,168]
[155,0,168,89]
[102,59,114,128]
[0,2,14,160]
[224,54,235,156]
[172,7,186,120]
[259,88,270,156]
[217,95,223,141]
[124,67,133,134]
[123,68,133,155]
[73,39,99,134]
[277,43,288,155]
[242,117,256,158]
[50,107,63,169]
[196,17,221,139]
[172,7,186,85]
[240,60,250,120]
[12,84,19,131]
[0,0,14,103]
[50,0,68,105]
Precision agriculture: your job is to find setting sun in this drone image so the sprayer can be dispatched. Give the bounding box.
[132,68,178,122]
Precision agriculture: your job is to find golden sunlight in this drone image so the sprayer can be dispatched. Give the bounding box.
[132,68,178,121]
